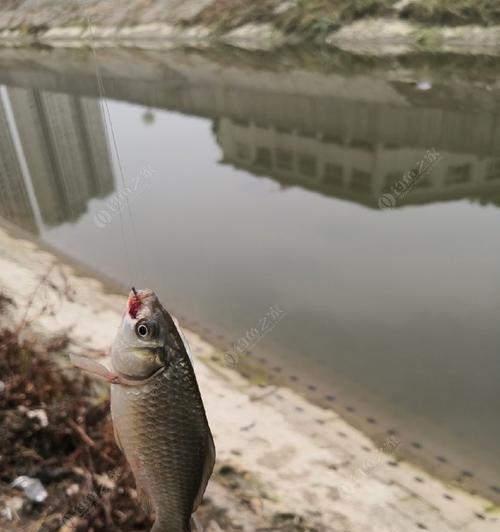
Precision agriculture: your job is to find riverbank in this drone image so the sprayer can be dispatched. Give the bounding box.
[0,225,498,531]
[1,0,500,55]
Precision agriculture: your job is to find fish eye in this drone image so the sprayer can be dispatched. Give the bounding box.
[135,320,156,339]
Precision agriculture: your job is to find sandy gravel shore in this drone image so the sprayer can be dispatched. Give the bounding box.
[0,223,498,531]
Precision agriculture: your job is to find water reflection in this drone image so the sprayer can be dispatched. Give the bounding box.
[0,87,114,232]
[0,49,499,503]
[217,117,500,208]
[3,83,500,234]
[0,91,37,233]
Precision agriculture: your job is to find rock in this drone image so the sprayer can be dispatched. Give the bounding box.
[393,0,413,11]
[328,18,415,45]
[222,23,286,51]
[273,0,298,16]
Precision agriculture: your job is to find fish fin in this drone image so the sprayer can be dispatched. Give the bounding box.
[70,354,120,384]
[112,423,124,453]
[136,482,153,515]
[192,430,216,512]
[131,458,154,515]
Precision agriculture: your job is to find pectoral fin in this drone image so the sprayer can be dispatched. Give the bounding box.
[112,423,124,453]
[136,483,153,515]
[70,354,121,384]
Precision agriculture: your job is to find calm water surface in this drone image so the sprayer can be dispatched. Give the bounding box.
[0,48,499,500]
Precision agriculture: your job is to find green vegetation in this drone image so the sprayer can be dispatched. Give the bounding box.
[3,0,500,51]
[190,0,500,40]
[277,0,396,41]
[401,0,500,27]
[191,0,397,40]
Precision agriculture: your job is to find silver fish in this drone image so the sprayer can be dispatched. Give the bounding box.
[71,288,215,532]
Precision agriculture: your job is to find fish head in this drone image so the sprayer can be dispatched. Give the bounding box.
[111,288,171,380]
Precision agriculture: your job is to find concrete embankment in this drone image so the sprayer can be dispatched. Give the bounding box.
[0,0,500,54]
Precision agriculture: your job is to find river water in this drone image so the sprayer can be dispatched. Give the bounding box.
[0,47,499,502]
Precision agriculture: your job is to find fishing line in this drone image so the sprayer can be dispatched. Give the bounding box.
[86,16,141,285]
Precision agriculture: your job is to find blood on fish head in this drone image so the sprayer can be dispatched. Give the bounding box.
[127,287,157,320]
[127,287,141,319]
[112,288,169,380]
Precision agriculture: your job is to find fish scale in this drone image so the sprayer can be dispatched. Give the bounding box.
[111,352,211,532]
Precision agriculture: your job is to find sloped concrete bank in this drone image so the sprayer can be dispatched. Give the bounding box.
[1,1,500,55]
[0,223,498,531]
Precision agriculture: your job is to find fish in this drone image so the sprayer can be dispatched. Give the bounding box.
[71,288,215,532]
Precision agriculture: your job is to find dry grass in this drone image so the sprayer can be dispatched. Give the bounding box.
[0,314,153,531]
